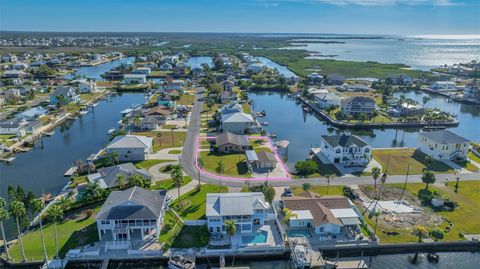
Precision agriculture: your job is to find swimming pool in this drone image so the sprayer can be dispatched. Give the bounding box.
[242,230,268,244]
[287,229,311,238]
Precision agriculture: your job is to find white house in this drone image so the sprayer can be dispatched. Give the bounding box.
[132,67,151,75]
[341,97,376,116]
[221,112,258,135]
[105,135,153,161]
[163,80,184,91]
[247,62,266,74]
[463,82,480,102]
[282,192,361,237]
[417,130,469,160]
[319,134,371,166]
[431,81,457,92]
[206,192,270,234]
[78,79,97,93]
[96,186,167,242]
[0,119,26,136]
[123,74,147,84]
[315,93,342,109]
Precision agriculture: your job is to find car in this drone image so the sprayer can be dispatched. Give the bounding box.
[282,187,293,197]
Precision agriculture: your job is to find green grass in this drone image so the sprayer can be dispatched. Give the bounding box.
[453,160,479,172]
[168,149,182,154]
[372,148,455,175]
[242,103,252,114]
[171,184,228,220]
[177,94,195,106]
[69,176,87,188]
[135,159,175,169]
[0,134,16,140]
[132,131,186,151]
[198,151,249,177]
[162,124,179,129]
[151,176,193,191]
[159,210,183,250]
[171,225,210,248]
[290,185,345,196]
[467,151,480,164]
[9,205,100,261]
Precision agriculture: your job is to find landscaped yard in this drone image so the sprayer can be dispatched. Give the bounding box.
[468,151,480,164]
[135,159,175,169]
[9,205,100,261]
[151,176,193,191]
[132,131,186,151]
[171,184,228,220]
[168,149,182,154]
[453,160,479,172]
[372,148,455,175]
[171,225,210,248]
[159,210,183,249]
[198,151,249,177]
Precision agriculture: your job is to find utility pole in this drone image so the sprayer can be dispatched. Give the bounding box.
[400,162,410,201]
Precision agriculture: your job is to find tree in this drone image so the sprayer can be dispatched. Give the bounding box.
[116,174,127,190]
[294,160,317,176]
[430,228,444,242]
[371,167,381,197]
[422,96,431,108]
[10,200,27,262]
[0,198,10,260]
[171,165,184,199]
[128,174,146,188]
[84,181,102,201]
[215,160,225,175]
[325,174,334,195]
[302,183,311,192]
[282,208,298,224]
[421,170,436,189]
[30,199,48,261]
[48,204,64,261]
[156,132,165,147]
[224,220,236,243]
[372,210,381,242]
[414,225,428,243]
[108,150,119,165]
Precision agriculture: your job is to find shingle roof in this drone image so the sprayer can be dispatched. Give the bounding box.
[221,112,254,123]
[216,132,249,146]
[206,192,268,217]
[96,186,166,220]
[52,86,74,97]
[107,135,153,149]
[321,134,368,148]
[256,151,277,163]
[341,96,376,106]
[87,163,151,188]
[419,130,469,144]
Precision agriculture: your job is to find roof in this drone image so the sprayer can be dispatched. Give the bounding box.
[216,132,249,146]
[292,210,314,220]
[206,192,269,217]
[221,112,254,123]
[141,115,165,125]
[245,150,258,161]
[107,135,153,149]
[96,186,166,221]
[419,130,469,144]
[52,86,74,97]
[321,134,368,148]
[342,96,376,106]
[124,74,146,79]
[282,192,353,227]
[256,151,277,163]
[220,102,243,115]
[87,163,151,188]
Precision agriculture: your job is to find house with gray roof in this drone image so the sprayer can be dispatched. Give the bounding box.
[341,96,376,117]
[105,135,153,161]
[87,163,152,189]
[221,112,258,135]
[417,130,469,160]
[319,134,371,167]
[206,192,270,234]
[216,132,250,153]
[49,86,80,105]
[96,186,167,242]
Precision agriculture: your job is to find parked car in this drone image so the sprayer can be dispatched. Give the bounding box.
[282,187,293,197]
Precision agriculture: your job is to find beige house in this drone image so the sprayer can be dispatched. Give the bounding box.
[417,130,469,161]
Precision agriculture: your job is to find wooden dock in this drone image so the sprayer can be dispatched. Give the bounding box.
[64,166,77,177]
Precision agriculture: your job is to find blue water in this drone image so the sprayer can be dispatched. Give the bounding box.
[242,230,268,244]
[287,229,311,238]
[257,56,298,78]
[186,56,212,69]
[64,57,135,80]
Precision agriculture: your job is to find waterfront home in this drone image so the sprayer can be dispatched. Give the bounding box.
[174,62,188,75]
[216,132,250,153]
[308,72,323,82]
[221,112,257,135]
[191,67,205,77]
[132,67,151,75]
[247,62,266,74]
[386,74,412,85]
[219,102,243,116]
[16,106,47,120]
[417,130,469,161]
[123,74,147,84]
[319,134,371,167]
[157,95,176,108]
[0,118,26,136]
[164,79,184,91]
[341,96,376,116]
[2,69,24,79]
[315,93,342,109]
[326,73,346,85]
[105,135,153,161]
[222,80,235,92]
[388,102,424,117]
[281,192,362,239]
[164,55,180,65]
[139,115,166,130]
[145,105,172,117]
[50,86,81,104]
[78,79,97,93]
[4,88,21,101]
[220,91,235,104]
[206,192,270,234]
[463,81,480,102]
[431,81,457,91]
[87,163,151,189]
[12,62,29,70]
[159,62,173,71]
[342,84,369,92]
[246,150,278,170]
[96,186,167,243]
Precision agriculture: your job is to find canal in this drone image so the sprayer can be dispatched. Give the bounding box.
[186,56,212,69]
[249,90,480,169]
[64,57,135,80]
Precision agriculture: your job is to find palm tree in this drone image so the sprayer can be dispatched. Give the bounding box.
[171,165,184,199]
[0,198,10,260]
[108,150,119,165]
[30,199,48,261]
[156,132,165,147]
[371,167,381,198]
[48,204,64,261]
[10,200,27,262]
[116,174,127,189]
[128,174,145,188]
[414,225,428,243]
[421,170,436,190]
[85,181,102,200]
[197,157,205,186]
[170,127,178,146]
[282,208,298,225]
[302,183,311,192]
[422,96,431,108]
[372,210,381,242]
[215,160,225,175]
[224,220,237,245]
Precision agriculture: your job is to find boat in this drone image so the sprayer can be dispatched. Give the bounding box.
[79,110,88,115]
[303,106,311,113]
[261,122,269,126]
[269,133,277,138]
[107,128,116,135]
[168,254,195,269]
[427,253,439,263]
[44,131,55,136]
[408,253,424,264]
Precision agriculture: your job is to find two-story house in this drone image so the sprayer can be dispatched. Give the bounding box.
[206,192,270,234]
[221,112,258,135]
[320,134,371,167]
[341,97,376,116]
[50,86,81,105]
[417,130,469,160]
[105,135,153,161]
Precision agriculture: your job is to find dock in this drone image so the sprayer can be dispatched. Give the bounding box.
[64,166,77,177]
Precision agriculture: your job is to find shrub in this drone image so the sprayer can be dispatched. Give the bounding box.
[295,160,317,176]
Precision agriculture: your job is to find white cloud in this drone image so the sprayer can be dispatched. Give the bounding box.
[259,0,463,6]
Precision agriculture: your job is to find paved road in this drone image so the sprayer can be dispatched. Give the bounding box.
[180,89,480,188]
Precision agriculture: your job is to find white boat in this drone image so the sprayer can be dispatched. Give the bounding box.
[168,254,195,269]
[261,122,269,126]
[107,128,116,135]
[79,110,88,115]
[44,131,55,136]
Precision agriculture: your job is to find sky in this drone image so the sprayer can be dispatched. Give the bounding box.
[0,0,479,35]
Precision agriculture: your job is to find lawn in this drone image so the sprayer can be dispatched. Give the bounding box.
[242,103,251,114]
[171,225,210,248]
[151,176,193,191]
[177,94,195,106]
[468,151,480,164]
[198,151,249,177]
[132,131,186,151]
[135,159,175,169]
[171,184,228,220]
[453,160,479,172]
[9,205,100,261]
[290,185,345,196]
[372,148,455,175]
[159,210,183,250]
[168,149,182,154]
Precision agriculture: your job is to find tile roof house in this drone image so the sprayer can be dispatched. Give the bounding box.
[87,163,152,189]
[319,134,371,167]
[96,186,167,242]
[215,132,250,153]
[105,135,153,161]
[206,192,270,234]
[417,130,469,160]
[282,192,361,237]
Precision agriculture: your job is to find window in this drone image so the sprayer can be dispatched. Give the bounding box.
[318,227,324,232]
[335,149,341,153]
